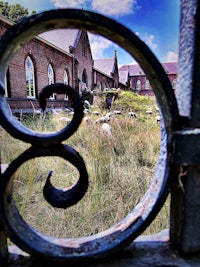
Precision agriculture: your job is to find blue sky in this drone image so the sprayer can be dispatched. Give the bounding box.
[5,0,180,66]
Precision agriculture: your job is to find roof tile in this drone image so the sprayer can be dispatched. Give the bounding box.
[119,62,177,75]
[39,29,80,53]
[94,58,115,77]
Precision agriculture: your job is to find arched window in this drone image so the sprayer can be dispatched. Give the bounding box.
[82,34,87,56]
[64,70,69,85]
[94,71,97,84]
[4,72,8,97]
[136,80,141,90]
[80,69,87,93]
[172,79,176,89]
[48,64,55,99]
[97,82,102,92]
[64,70,69,100]
[82,69,87,84]
[48,64,54,85]
[100,82,102,92]
[145,79,150,90]
[25,56,36,98]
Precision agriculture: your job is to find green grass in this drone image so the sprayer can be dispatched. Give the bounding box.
[1,91,169,239]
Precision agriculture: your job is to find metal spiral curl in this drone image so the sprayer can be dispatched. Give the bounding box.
[0,82,84,146]
[1,144,88,210]
[42,145,88,209]
[0,8,181,263]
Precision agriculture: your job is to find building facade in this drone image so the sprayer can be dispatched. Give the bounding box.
[119,62,177,96]
[0,15,177,111]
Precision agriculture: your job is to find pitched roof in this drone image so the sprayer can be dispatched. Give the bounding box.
[39,29,81,53]
[161,62,177,74]
[94,58,115,77]
[0,15,81,55]
[119,62,177,76]
[0,14,14,26]
[119,64,144,76]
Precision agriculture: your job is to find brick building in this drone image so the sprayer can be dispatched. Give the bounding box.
[0,15,177,111]
[119,62,177,96]
[93,50,127,91]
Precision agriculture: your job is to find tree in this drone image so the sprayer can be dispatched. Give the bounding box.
[0,1,10,18]
[0,1,36,22]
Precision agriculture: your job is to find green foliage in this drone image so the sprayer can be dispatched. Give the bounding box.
[112,90,157,113]
[0,0,34,22]
[95,90,158,114]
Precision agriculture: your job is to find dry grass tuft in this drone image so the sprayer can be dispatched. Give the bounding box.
[1,93,169,239]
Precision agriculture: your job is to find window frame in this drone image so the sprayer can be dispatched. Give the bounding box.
[64,69,69,100]
[25,56,36,99]
[145,79,150,90]
[136,79,141,90]
[4,72,8,97]
[172,78,176,89]
[48,63,55,100]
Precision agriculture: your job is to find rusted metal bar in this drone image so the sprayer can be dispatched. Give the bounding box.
[170,0,200,255]
[0,6,190,264]
[173,129,200,165]
[0,127,8,262]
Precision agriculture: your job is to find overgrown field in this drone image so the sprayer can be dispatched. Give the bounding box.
[1,90,169,238]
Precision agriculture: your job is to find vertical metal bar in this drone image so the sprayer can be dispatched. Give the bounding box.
[175,0,197,118]
[0,127,8,261]
[0,231,8,263]
[191,1,200,125]
[170,0,200,254]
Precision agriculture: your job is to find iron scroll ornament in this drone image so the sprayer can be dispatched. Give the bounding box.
[0,9,180,262]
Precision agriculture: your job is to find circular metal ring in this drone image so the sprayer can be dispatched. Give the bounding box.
[0,82,84,146]
[0,9,180,262]
[1,144,88,255]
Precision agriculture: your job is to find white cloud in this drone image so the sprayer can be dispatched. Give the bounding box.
[165,51,178,62]
[143,33,158,50]
[51,0,136,16]
[91,0,135,16]
[130,32,158,51]
[88,33,117,59]
[50,0,86,8]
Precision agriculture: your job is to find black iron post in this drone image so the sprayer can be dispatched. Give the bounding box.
[170,0,200,255]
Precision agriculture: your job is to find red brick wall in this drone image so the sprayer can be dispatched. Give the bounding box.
[130,73,177,96]
[95,71,113,91]
[73,31,94,92]
[8,38,73,99]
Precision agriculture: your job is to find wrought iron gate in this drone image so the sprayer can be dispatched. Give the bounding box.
[0,1,200,265]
